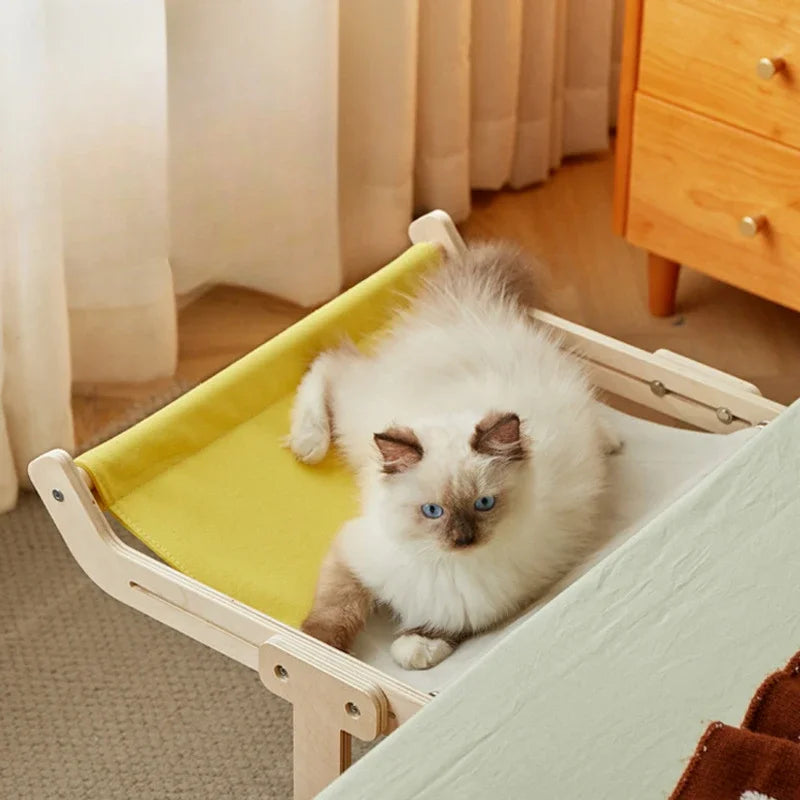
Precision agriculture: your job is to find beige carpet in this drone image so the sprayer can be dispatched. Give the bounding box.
[2,389,303,799]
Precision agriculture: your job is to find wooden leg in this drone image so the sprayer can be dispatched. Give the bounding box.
[260,636,392,800]
[647,253,681,317]
[293,705,351,800]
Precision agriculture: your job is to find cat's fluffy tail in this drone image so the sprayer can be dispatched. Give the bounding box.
[426,241,543,314]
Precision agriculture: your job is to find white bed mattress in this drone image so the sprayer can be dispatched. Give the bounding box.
[322,400,800,800]
[352,406,759,693]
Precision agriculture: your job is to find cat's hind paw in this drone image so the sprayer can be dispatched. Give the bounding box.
[599,419,624,455]
[391,633,454,670]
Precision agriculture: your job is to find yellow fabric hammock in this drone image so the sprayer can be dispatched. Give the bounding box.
[77,243,441,629]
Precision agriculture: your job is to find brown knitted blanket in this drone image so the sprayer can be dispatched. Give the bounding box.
[670,652,800,800]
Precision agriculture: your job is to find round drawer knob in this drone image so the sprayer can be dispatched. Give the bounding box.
[740,215,766,237]
[757,57,785,80]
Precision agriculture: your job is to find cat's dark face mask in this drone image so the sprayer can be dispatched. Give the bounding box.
[375,412,530,551]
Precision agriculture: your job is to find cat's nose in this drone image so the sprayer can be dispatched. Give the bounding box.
[452,530,476,547]
[448,513,478,548]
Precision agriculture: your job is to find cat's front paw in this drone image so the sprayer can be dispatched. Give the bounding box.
[287,408,331,464]
[391,633,454,670]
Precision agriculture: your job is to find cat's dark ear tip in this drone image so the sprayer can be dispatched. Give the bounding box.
[374,427,424,473]
[472,411,528,460]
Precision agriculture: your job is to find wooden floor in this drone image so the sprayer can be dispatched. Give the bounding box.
[73,150,800,446]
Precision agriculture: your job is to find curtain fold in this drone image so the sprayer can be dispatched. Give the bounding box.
[0,0,623,512]
[414,0,472,225]
[49,0,176,384]
[167,0,342,307]
[339,0,419,287]
[469,0,524,190]
[511,0,559,188]
[561,0,614,156]
[609,0,627,126]
[0,0,73,508]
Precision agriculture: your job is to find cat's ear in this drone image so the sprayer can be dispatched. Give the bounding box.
[471,412,527,461]
[374,427,424,474]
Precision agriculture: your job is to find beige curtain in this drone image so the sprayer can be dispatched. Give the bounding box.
[0,0,621,511]
[416,0,618,214]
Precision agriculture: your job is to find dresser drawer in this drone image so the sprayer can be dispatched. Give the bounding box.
[627,94,800,311]
[639,0,800,150]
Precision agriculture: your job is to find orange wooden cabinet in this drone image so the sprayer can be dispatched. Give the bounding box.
[613,0,800,317]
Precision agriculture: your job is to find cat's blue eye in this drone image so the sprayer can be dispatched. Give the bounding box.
[474,495,496,512]
[421,503,444,519]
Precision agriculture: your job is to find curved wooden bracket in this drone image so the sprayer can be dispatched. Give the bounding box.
[260,635,390,800]
[408,209,468,261]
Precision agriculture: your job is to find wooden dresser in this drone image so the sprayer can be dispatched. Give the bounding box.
[613,0,800,316]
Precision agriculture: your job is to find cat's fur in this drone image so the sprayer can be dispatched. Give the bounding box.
[291,243,620,669]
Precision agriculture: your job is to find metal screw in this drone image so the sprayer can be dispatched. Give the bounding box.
[650,380,667,398]
[345,702,361,719]
[274,664,289,681]
[52,489,64,502]
[716,407,734,425]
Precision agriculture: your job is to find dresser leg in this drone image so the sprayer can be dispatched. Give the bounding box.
[647,254,680,317]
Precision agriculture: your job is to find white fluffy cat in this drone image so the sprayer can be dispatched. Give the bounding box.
[290,243,620,670]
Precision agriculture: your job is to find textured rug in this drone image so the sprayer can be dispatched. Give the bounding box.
[2,388,302,799]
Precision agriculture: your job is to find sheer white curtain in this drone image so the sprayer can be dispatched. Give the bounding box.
[167,1,342,305]
[0,1,72,511]
[0,0,621,511]
[1,0,174,510]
